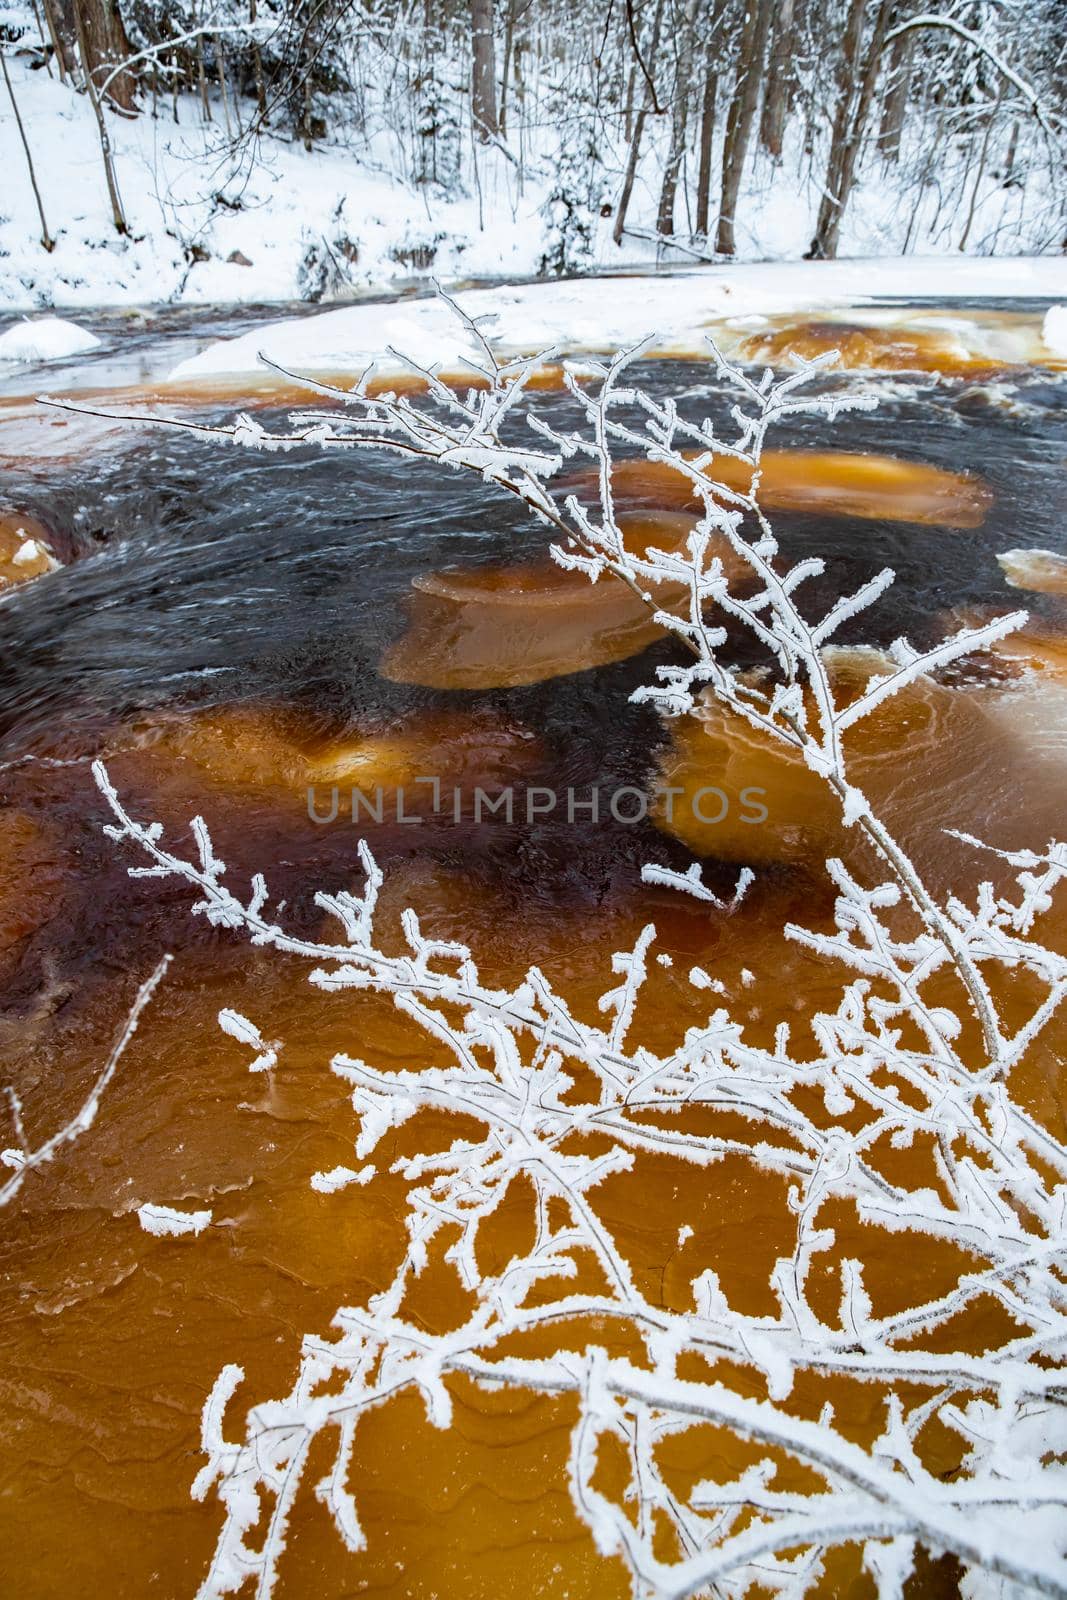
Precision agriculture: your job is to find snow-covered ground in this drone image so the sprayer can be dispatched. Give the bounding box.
[1,46,1062,314]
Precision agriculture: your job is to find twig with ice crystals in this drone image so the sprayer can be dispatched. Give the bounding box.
[1,955,170,1208]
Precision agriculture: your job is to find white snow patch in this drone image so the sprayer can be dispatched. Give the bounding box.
[0,316,100,363]
[310,1164,376,1194]
[137,1202,213,1237]
[168,259,1067,383]
[1042,306,1067,358]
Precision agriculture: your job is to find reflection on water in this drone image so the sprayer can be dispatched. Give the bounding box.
[0,297,1065,1599]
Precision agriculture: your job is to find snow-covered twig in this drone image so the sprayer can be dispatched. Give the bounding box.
[1,955,171,1208]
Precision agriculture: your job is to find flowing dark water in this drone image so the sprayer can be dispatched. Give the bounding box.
[2,306,1065,742]
[0,299,1064,987]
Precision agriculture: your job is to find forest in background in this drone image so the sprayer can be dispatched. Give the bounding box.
[0,0,1064,306]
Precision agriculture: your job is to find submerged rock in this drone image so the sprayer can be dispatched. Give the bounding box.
[381,511,751,689]
[0,511,60,591]
[137,703,543,817]
[732,316,1010,378]
[574,449,991,529]
[997,548,1067,596]
[652,649,1065,879]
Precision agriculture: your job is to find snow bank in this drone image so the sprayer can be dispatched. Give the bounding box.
[1,43,1063,316]
[1043,306,1067,358]
[0,316,100,363]
[168,258,1067,382]
[137,1203,213,1237]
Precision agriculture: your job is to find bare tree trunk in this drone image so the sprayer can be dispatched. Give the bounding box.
[250,0,267,122]
[809,0,892,258]
[1003,117,1020,184]
[612,0,666,245]
[878,27,912,160]
[71,0,128,233]
[959,89,1000,250]
[471,0,498,140]
[301,70,313,149]
[715,0,773,256]
[73,0,136,110]
[195,25,211,120]
[2,49,55,250]
[656,0,698,236]
[759,0,794,159]
[43,0,80,80]
[217,38,234,141]
[695,51,717,237]
[498,0,517,135]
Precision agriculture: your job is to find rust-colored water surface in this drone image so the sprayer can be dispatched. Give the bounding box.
[381,511,755,688]
[569,449,992,527]
[720,307,1067,378]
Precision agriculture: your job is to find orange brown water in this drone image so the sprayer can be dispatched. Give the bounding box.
[0,365,579,470]
[381,511,753,688]
[652,650,1067,887]
[568,450,992,528]
[2,681,1064,1599]
[126,702,546,821]
[724,309,1067,378]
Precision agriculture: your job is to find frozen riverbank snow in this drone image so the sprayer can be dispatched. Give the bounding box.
[167,258,1067,382]
[0,316,101,363]
[1043,307,1067,358]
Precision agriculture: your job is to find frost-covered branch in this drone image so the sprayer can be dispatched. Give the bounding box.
[1,955,170,1208]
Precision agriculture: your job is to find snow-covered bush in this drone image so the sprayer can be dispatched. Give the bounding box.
[537,73,609,277]
[91,314,1067,1598]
